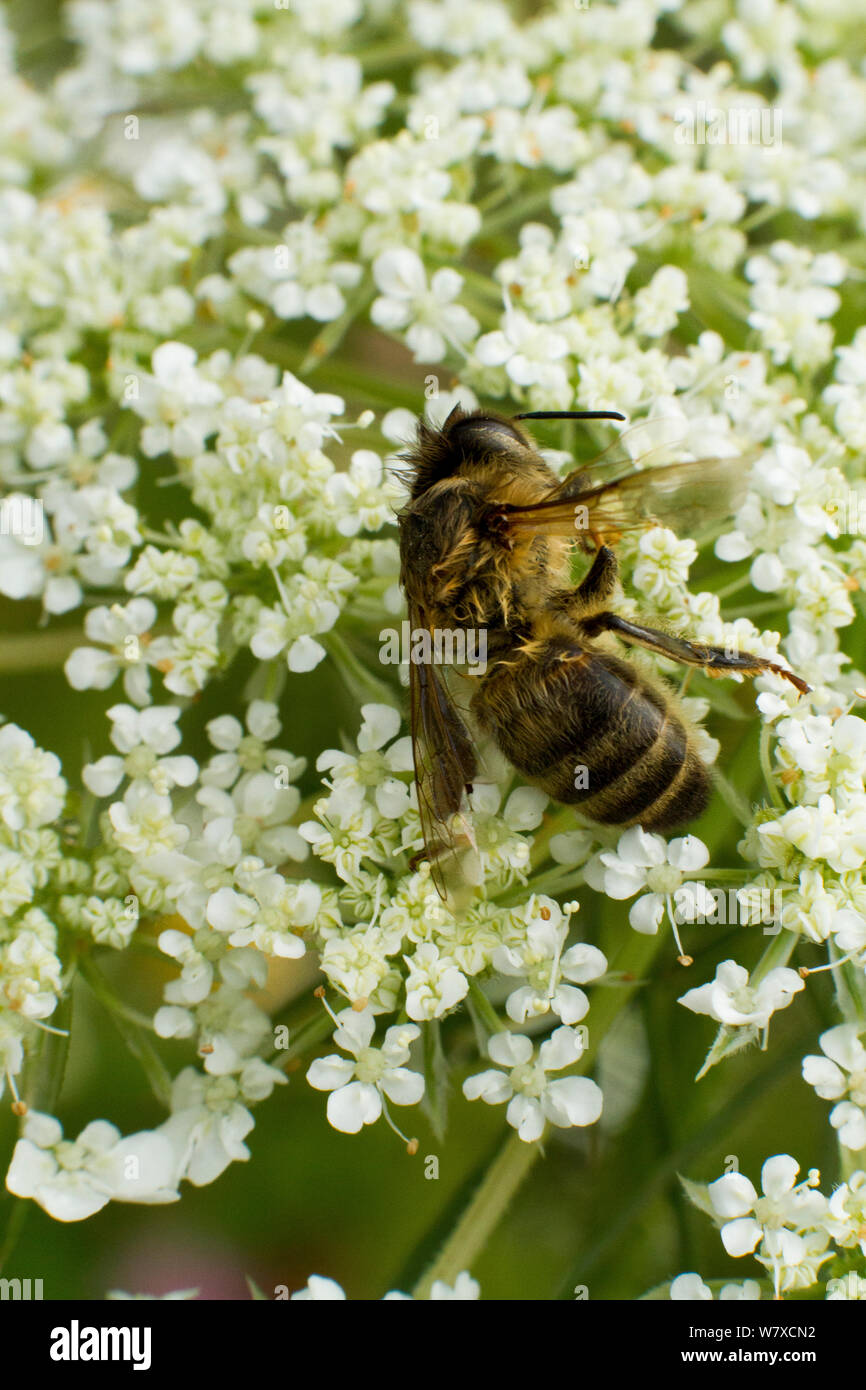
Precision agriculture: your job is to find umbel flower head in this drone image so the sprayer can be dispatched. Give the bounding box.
[1,0,866,1309]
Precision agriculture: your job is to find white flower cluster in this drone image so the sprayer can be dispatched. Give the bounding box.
[0,725,67,1104]
[0,2,864,1309]
[676,1155,866,1301]
[289,1270,480,1300]
[292,702,606,1139]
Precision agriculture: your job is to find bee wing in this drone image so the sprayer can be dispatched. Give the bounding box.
[500,452,757,542]
[559,414,696,475]
[406,603,479,902]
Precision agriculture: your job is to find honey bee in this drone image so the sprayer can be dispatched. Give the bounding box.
[397,405,809,900]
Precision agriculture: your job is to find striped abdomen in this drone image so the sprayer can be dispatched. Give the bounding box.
[472,637,709,830]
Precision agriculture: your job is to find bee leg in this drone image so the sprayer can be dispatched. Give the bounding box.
[550,545,619,616]
[580,612,811,696]
[579,544,619,600]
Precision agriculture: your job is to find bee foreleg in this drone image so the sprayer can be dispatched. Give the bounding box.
[579,612,810,695]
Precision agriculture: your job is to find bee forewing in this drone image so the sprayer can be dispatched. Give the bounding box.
[587,450,757,533]
[406,602,481,904]
[577,414,692,473]
[503,450,757,540]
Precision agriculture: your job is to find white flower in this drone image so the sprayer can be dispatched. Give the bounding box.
[802,1025,866,1150]
[323,449,403,537]
[718,1280,762,1301]
[632,266,689,338]
[320,922,400,1008]
[670,1273,761,1300]
[445,782,546,890]
[248,559,348,674]
[493,896,606,1025]
[83,704,197,797]
[706,1155,829,1294]
[825,1172,866,1256]
[757,796,866,876]
[632,528,698,603]
[157,928,215,1007]
[108,785,188,858]
[430,1273,480,1299]
[0,724,66,831]
[306,1007,423,1134]
[463,1026,603,1142]
[201,700,299,783]
[230,219,362,322]
[409,0,514,56]
[299,782,377,881]
[125,341,222,458]
[475,308,570,405]
[159,1064,284,1186]
[5,1111,178,1221]
[205,865,316,959]
[485,105,586,173]
[64,598,157,705]
[0,915,62,1020]
[586,828,709,935]
[290,1275,347,1301]
[371,248,478,362]
[404,942,469,1021]
[670,1273,712,1300]
[679,959,804,1029]
[0,848,35,918]
[745,242,845,371]
[289,1269,480,1299]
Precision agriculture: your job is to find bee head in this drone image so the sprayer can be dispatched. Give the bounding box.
[400,407,530,499]
[398,406,626,500]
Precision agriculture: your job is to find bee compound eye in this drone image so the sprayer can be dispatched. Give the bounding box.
[450,416,524,449]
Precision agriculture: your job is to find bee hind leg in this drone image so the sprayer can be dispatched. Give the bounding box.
[580,611,811,695]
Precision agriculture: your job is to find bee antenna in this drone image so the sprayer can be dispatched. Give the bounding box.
[513,411,627,422]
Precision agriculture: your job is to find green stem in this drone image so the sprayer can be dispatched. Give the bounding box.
[300,283,376,375]
[422,1019,449,1144]
[740,203,780,232]
[0,629,83,671]
[410,1128,541,1298]
[711,767,754,828]
[691,868,757,883]
[498,864,585,903]
[481,186,554,235]
[759,722,784,811]
[467,979,506,1036]
[750,926,798,984]
[323,629,396,706]
[269,1009,333,1066]
[0,1200,29,1277]
[353,37,423,71]
[78,958,173,1108]
[840,1149,865,1181]
[726,600,790,621]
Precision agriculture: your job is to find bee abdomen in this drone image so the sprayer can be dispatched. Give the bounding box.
[472,642,709,831]
[566,722,710,830]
